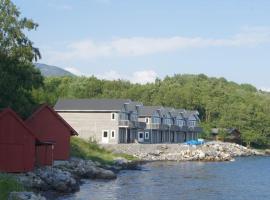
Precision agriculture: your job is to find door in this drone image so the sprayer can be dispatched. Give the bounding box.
[138,132,144,143]
[102,130,109,143]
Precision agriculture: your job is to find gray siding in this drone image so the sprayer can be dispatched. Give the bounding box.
[58,112,119,144]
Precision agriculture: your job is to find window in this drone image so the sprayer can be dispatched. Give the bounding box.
[139,132,144,139]
[145,118,149,123]
[111,113,116,120]
[189,121,196,127]
[145,132,149,139]
[103,131,108,137]
[111,130,115,138]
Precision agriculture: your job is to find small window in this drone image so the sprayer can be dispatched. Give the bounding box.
[111,130,115,138]
[103,131,108,137]
[111,113,116,120]
[139,132,144,139]
[145,132,149,139]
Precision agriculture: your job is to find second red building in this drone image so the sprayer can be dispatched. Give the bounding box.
[26,104,78,161]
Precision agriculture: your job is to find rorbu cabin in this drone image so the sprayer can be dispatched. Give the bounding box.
[0,108,37,172]
[26,104,78,161]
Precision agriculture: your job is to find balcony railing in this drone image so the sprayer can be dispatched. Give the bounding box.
[119,120,146,129]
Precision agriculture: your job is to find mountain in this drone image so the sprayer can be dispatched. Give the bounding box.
[35,63,75,77]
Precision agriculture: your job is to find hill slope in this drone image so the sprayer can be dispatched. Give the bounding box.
[35,63,75,77]
[33,74,270,147]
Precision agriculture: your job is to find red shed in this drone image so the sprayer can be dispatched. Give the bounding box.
[26,104,78,161]
[0,108,37,172]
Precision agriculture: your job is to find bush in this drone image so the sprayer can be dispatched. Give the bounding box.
[0,174,24,200]
[70,137,136,165]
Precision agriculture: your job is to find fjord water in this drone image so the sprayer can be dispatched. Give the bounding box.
[59,157,270,200]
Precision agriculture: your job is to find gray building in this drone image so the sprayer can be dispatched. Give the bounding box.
[55,99,145,144]
[138,106,201,143]
[54,99,202,144]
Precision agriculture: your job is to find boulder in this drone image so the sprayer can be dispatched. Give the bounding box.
[35,167,79,192]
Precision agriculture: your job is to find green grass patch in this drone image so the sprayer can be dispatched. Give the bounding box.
[0,174,24,200]
[71,137,136,165]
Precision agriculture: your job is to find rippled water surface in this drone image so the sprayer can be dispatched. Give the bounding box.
[58,157,270,200]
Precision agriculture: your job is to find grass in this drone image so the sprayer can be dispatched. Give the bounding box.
[70,137,137,165]
[0,174,25,200]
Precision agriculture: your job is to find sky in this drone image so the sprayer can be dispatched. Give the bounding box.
[13,0,270,89]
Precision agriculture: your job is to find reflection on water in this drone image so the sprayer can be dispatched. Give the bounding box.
[58,157,270,200]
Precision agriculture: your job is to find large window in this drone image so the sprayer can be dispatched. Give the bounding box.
[188,121,196,127]
[152,117,161,124]
[176,119,184,126]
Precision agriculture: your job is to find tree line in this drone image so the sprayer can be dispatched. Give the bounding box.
[32,75,270,147]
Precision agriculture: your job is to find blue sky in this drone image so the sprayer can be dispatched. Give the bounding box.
[13,0,270,89]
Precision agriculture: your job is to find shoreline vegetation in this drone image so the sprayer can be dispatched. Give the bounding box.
[2,139,269,200]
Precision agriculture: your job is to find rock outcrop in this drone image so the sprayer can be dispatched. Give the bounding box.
[103,141,264,162]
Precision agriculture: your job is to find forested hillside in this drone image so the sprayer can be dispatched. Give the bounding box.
[32,74,270,147]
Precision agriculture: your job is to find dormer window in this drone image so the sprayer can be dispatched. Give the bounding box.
[145,118,149,124]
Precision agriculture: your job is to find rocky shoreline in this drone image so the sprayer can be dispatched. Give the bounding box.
[8,157,138,200]
[103,141,266,162]
[8,142,267,200]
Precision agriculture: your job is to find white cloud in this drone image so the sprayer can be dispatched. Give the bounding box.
[43,27,270,63]
[96,70,122,80]
[64,67,83,76]
[95,70,157,84]
[259,87,270,92]
[130,70,157,84]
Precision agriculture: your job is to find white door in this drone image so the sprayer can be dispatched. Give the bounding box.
[102,130,109,143]
[138,132,144,143]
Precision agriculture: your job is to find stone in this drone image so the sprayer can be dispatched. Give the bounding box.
[8,192,46,200]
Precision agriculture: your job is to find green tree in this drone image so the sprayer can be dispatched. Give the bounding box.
[0,0,43,117]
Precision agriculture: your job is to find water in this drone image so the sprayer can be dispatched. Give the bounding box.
[58,157,270,200]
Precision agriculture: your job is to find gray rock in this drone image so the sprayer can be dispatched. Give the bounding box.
[35,167,79,192]
[8,192,46,200]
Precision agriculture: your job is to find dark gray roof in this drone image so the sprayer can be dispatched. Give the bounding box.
[183,110,200,120]
[139,106,162,117]
[126,101,143,113]
[55,99,131,111]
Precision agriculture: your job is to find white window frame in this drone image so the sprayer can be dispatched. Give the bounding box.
[111,113,116,120]
[139,132,144,139]
[145,132,149,139]
[111,130,115,138]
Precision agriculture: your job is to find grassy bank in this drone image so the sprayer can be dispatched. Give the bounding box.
[0,174,24,200]
[71,137,136,165]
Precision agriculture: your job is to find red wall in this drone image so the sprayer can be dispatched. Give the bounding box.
[0,112,35,172]
[27,107,71,160]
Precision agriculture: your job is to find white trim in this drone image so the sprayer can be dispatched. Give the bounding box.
[145,132,149,139]
[111,130,115,138]
[138,132,144,143]
[102,130,109,143]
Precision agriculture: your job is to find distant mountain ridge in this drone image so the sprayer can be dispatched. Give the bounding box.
[35,63,75,77]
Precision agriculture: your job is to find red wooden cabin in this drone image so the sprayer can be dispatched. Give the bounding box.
[26,104,78,161]
[0,108,37,172]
